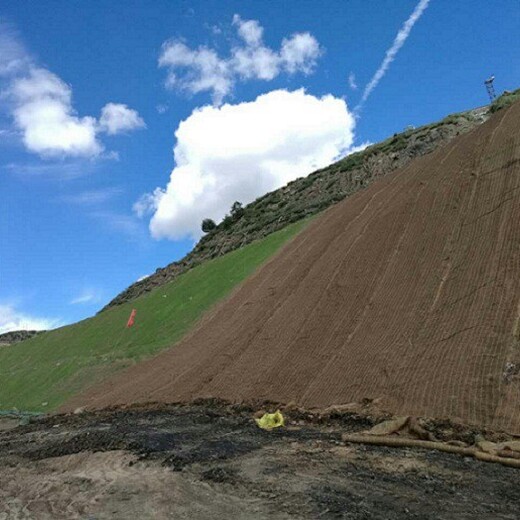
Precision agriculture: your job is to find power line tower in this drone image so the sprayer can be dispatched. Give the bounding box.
[484,75,496,102]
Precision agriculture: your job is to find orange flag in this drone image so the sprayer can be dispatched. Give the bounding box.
[126,309,137,328]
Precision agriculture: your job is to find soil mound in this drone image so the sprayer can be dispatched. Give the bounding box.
[65,102,520,433]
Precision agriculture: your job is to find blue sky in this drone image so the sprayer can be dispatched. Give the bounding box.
[0,0,519,332]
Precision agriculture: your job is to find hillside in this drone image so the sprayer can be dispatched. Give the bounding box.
[106,90,520,311]
[0,220,308,411]
[104,105,491,310]
[67,99,520,433]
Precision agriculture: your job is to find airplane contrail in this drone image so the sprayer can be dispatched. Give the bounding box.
[357,0,431,110]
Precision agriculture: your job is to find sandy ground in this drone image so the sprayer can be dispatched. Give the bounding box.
[1,404,518,519]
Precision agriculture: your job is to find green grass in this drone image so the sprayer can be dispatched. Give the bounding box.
[0,219,309,412]
[490,88,520,113]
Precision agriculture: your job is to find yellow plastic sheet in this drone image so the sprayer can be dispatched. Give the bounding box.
[255,410,285,430]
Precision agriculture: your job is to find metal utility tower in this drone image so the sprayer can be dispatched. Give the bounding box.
[484,76,496,102]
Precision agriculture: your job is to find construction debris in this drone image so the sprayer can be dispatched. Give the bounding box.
[342,416,520,469]
[255,410,285,430]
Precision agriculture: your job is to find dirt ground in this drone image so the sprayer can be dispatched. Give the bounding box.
[1,404,518,519]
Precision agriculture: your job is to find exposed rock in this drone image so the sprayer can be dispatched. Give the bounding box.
[0,330,43,346]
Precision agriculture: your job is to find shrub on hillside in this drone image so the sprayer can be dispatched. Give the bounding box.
[490,88,520,113]
[221,215,233,230]
[201,218,217,233]
[230,201,245,220]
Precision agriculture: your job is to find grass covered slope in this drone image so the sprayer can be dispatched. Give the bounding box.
[0,220,309,412]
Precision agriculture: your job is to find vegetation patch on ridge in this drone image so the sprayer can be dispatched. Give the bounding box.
[490,88,520,113]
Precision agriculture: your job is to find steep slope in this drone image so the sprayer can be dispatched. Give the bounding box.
[104,105,490,310]
[67,101,520,433]
[0,220,308,411]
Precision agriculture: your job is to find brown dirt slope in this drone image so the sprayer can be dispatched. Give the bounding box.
[65,101,520,433]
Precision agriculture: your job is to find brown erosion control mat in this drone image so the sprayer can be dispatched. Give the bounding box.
[64,102,520,433]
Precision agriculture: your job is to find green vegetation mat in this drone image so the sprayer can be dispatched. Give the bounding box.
[0,219,309,412]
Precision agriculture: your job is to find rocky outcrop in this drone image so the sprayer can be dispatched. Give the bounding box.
[0,330,43,346]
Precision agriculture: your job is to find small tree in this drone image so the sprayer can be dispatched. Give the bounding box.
[201,218,216,233]
[230,201,244,220]
[221,215,233,229]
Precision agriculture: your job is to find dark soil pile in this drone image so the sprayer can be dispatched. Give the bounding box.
[65,101,520,433]
[1,405,518,519]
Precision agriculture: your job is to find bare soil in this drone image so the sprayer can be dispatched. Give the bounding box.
[1,404,518,519]
[65,101,520,434]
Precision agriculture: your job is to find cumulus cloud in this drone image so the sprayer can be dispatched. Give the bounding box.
[10,68,102,157]
[99,103,146,134]
[159,14,322,104]
[232,15,263,47]
[0,25,145,158]
[159,41,232,105]
[135,89,355,240]
[279,32,321,74]
[0,303,60,334]
[358,0,430,108]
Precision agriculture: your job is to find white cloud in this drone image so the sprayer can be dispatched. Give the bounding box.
[159,14,322,104]
[10,68,102,157]
[133,189,162,218]
[348,72,357,90]
[99,103,146,134]
[61,187,122,205]
[3,160,96,179]
[159,41,232,105]
[0,22,31,77]
[89,210,147,241]
[0,304,60,334]
[279,32,321,74]
[69,288,102,305]
[136,89,355,240]
[232,42,280,81]
[232,14,263,47]
[347,141,372,154]
[358,0,430,108]
[0,25,145,158]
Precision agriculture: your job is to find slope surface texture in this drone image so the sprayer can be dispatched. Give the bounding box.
[65,102,520,433]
